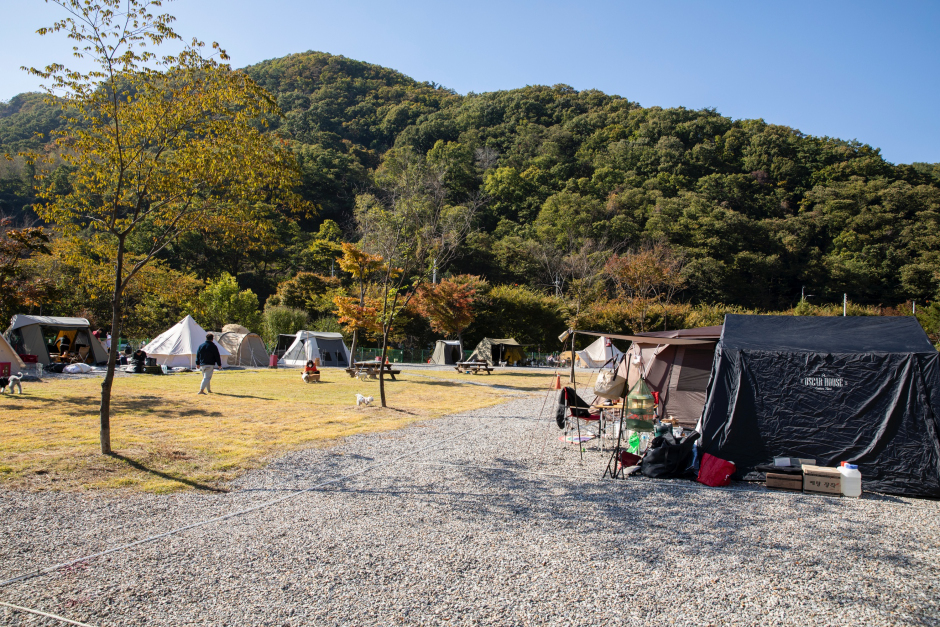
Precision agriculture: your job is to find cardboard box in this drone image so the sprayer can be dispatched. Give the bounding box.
[766,472,803,492]
[802,465,842,495]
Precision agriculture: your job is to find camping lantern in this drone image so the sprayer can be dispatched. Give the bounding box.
[626,379,656,418]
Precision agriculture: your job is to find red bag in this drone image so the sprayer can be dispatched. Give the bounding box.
[697,453,736,487]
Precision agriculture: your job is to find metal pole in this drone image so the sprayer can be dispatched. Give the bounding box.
[843,294,847,317]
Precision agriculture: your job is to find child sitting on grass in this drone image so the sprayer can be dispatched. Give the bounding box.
[302,359,320,383]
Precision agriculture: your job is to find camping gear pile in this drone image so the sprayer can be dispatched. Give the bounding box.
[555,316,940,499]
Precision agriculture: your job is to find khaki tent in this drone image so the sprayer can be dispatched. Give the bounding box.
[5,315,108,366]
[0,332,26,374]
[612,326,722,429]
[216,331,269,367]
[468,338,525,366]
[430,340,462,365]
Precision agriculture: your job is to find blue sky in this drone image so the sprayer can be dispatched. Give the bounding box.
[2,0,938,164]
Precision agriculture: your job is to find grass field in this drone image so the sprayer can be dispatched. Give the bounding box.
[0,367,558,493]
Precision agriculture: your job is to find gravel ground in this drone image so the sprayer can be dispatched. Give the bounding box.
[1,391,939,626]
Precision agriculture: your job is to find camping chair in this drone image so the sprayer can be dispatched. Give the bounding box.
[561,386,604,447]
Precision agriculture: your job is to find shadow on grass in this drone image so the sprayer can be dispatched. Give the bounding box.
[8,394,224,420]
[108,452,228,492]
[212,393,276,400]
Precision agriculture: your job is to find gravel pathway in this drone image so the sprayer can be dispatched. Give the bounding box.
[1,393,939,626]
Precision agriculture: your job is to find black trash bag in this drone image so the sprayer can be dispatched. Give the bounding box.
[641,431,700,479]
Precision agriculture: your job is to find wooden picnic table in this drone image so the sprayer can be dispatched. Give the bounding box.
[346,361,401,380]
[455,361,494,374]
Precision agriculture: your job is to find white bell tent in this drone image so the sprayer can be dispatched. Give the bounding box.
[280,331,351,367]
[576,336,623,368]
[141,315,230,368]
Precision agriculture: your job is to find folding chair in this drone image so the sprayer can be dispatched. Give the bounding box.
[561,386,604,449]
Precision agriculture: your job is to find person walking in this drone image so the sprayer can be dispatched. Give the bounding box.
[196,333,222,394]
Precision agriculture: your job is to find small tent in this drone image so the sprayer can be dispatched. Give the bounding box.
[4,315,108,366]
[216,331,269,367]
[280,331,350,367]
[0,332,26,374]
[430,340,462,365]
[699,315,940,498]
[141,315,230,368]
[468,338,525,366]
[576,336,624,368]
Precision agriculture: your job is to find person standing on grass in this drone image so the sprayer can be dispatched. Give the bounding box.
[196,333,222,395]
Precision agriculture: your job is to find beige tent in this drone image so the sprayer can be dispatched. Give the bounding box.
[216,331,269,367]
[0,332,26,374]
[612,326,722,429]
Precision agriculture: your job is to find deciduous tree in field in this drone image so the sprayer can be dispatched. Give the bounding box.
[334,242,386,359]
[27,0,301,453]
[415,275,486,345]
[356,148,478,407]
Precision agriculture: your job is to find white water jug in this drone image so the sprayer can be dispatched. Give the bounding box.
[839,464,862,497]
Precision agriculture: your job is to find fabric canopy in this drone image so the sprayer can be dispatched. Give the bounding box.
[699,314,940,498]
[141,315,230,369]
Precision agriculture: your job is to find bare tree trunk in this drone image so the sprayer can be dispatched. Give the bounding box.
[378,328,390,407]
[349,329,358,365]
[100,237,126,454]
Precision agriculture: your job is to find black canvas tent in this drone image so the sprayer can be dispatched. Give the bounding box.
[699,315,940,498]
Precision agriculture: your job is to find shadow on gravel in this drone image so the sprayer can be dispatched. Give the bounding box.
[108,453,228,492]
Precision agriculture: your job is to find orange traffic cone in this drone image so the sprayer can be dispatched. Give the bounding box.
[551,373,562,390]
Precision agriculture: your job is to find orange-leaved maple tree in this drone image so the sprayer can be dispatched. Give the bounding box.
[414,275,486,344]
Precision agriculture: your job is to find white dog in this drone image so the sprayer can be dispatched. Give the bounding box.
[356,394,374,407]
[0,374,23,394]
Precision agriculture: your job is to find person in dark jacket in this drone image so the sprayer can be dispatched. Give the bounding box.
[130,348,147,374]
[196,333,222,394]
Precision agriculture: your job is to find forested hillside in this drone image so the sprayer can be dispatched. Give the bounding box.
[2,51,939,347]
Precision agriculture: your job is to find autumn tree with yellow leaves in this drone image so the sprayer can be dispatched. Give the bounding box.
[26,0,301,453]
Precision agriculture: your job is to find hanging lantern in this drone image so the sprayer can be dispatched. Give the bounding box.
[626,378,655,417]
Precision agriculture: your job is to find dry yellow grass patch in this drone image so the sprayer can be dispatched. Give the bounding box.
[0,368,533,493]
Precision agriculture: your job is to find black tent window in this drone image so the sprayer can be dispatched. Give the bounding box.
[676,348,713,391]
[322,351,333,362]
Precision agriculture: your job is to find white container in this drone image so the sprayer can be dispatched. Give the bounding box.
[839,464,862,497]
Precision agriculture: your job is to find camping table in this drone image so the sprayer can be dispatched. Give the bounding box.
[455,361,493,374]
[348,361,401,381]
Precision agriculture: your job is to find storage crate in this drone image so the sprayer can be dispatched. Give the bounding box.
[802,465,842,495]
[766,472,803,492]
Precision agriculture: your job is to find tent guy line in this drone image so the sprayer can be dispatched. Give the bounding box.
[0,600,97,627]
[0,422,488,590]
